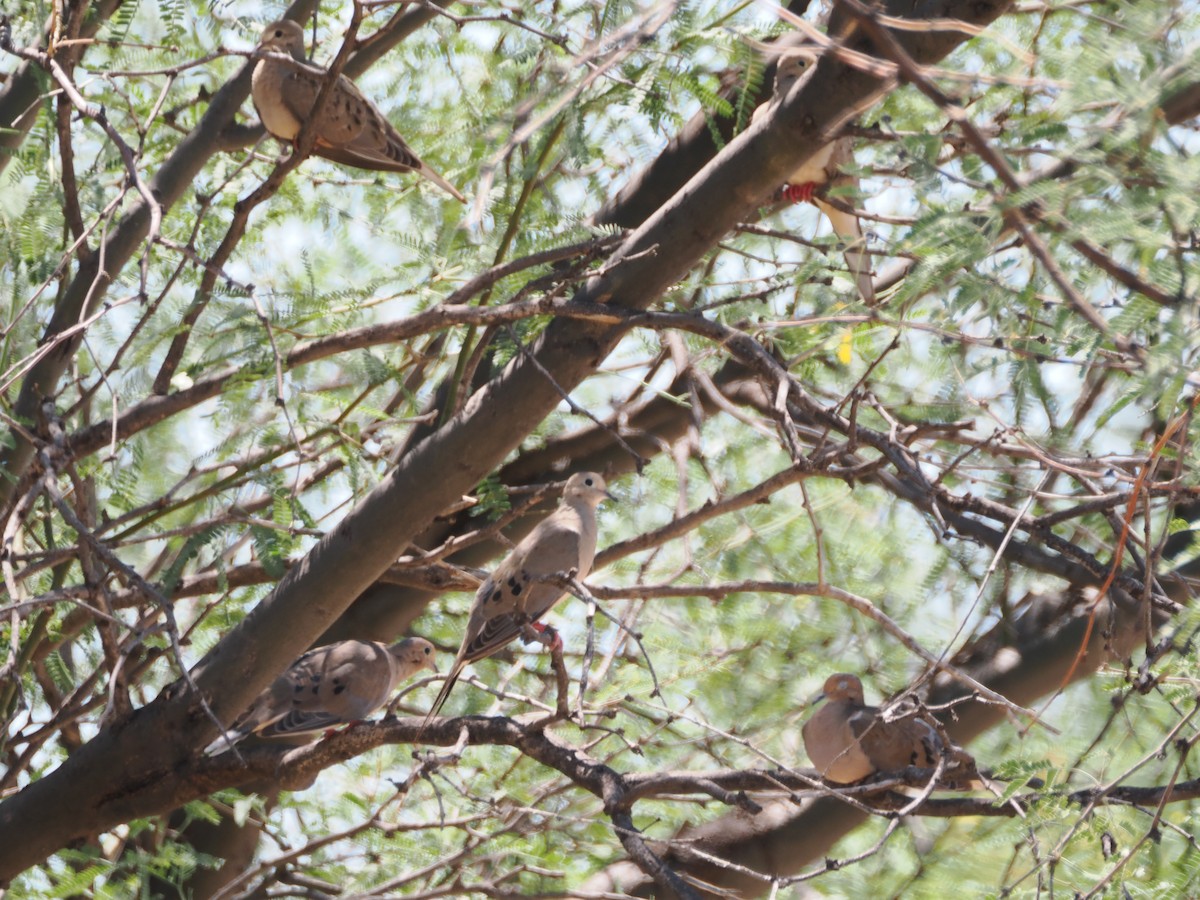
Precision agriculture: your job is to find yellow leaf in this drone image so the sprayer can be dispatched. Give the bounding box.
[837,329,853,365]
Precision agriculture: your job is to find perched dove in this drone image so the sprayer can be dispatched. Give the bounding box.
[424,472,615,724]
[801,673,969,784]
[251,19,466,201]
[206,636,437,754]
[752,46,876,305]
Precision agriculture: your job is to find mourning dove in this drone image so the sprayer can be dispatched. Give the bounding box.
[251,19,466,202]
[752,46,876,305]
[424,472,615,723]
[206,637,437,754]
[801,673,964,784]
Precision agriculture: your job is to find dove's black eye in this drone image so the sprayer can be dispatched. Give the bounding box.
[275,29,283,37]
[423,646,431,655]
[585,477,594,486]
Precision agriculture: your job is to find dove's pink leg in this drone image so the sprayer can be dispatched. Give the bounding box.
[782,182,818,204]
[529,621,564,652]
[322,720,363,739]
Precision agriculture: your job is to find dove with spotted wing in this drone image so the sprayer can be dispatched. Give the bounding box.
[206,636,437,754]
[423,472,614,724]
[251,19,465,201]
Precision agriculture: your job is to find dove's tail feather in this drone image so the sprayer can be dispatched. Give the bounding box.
[942,769,999,792]
[419,663,464,733]
[815,197,876,307]
[418,164,466,203]
[259,710,343,738]
[307,142,465,202]
[205,727,250,756]
[844,244,876,307]
[938,747,1001,792]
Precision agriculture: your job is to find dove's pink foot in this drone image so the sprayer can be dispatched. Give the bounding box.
[782,182,818,204]
[530,622,564,652]
[322,720,363,739]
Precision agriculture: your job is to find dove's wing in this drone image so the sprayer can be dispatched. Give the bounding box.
[851,709,944,773]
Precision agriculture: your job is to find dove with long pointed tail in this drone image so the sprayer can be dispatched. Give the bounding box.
[251,19,466,201]
[206,637,437,754]
[423,472,614,726]
[752,44,876,305]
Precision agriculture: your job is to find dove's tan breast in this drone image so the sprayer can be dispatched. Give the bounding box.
[801,699,876,783]
[252,60,304,140]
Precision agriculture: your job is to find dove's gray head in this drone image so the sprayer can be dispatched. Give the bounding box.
[389,637,438,673]
[772,48,819,96]
[258,19,306,60]
[563,471,615,508]
[821,673,865,703]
